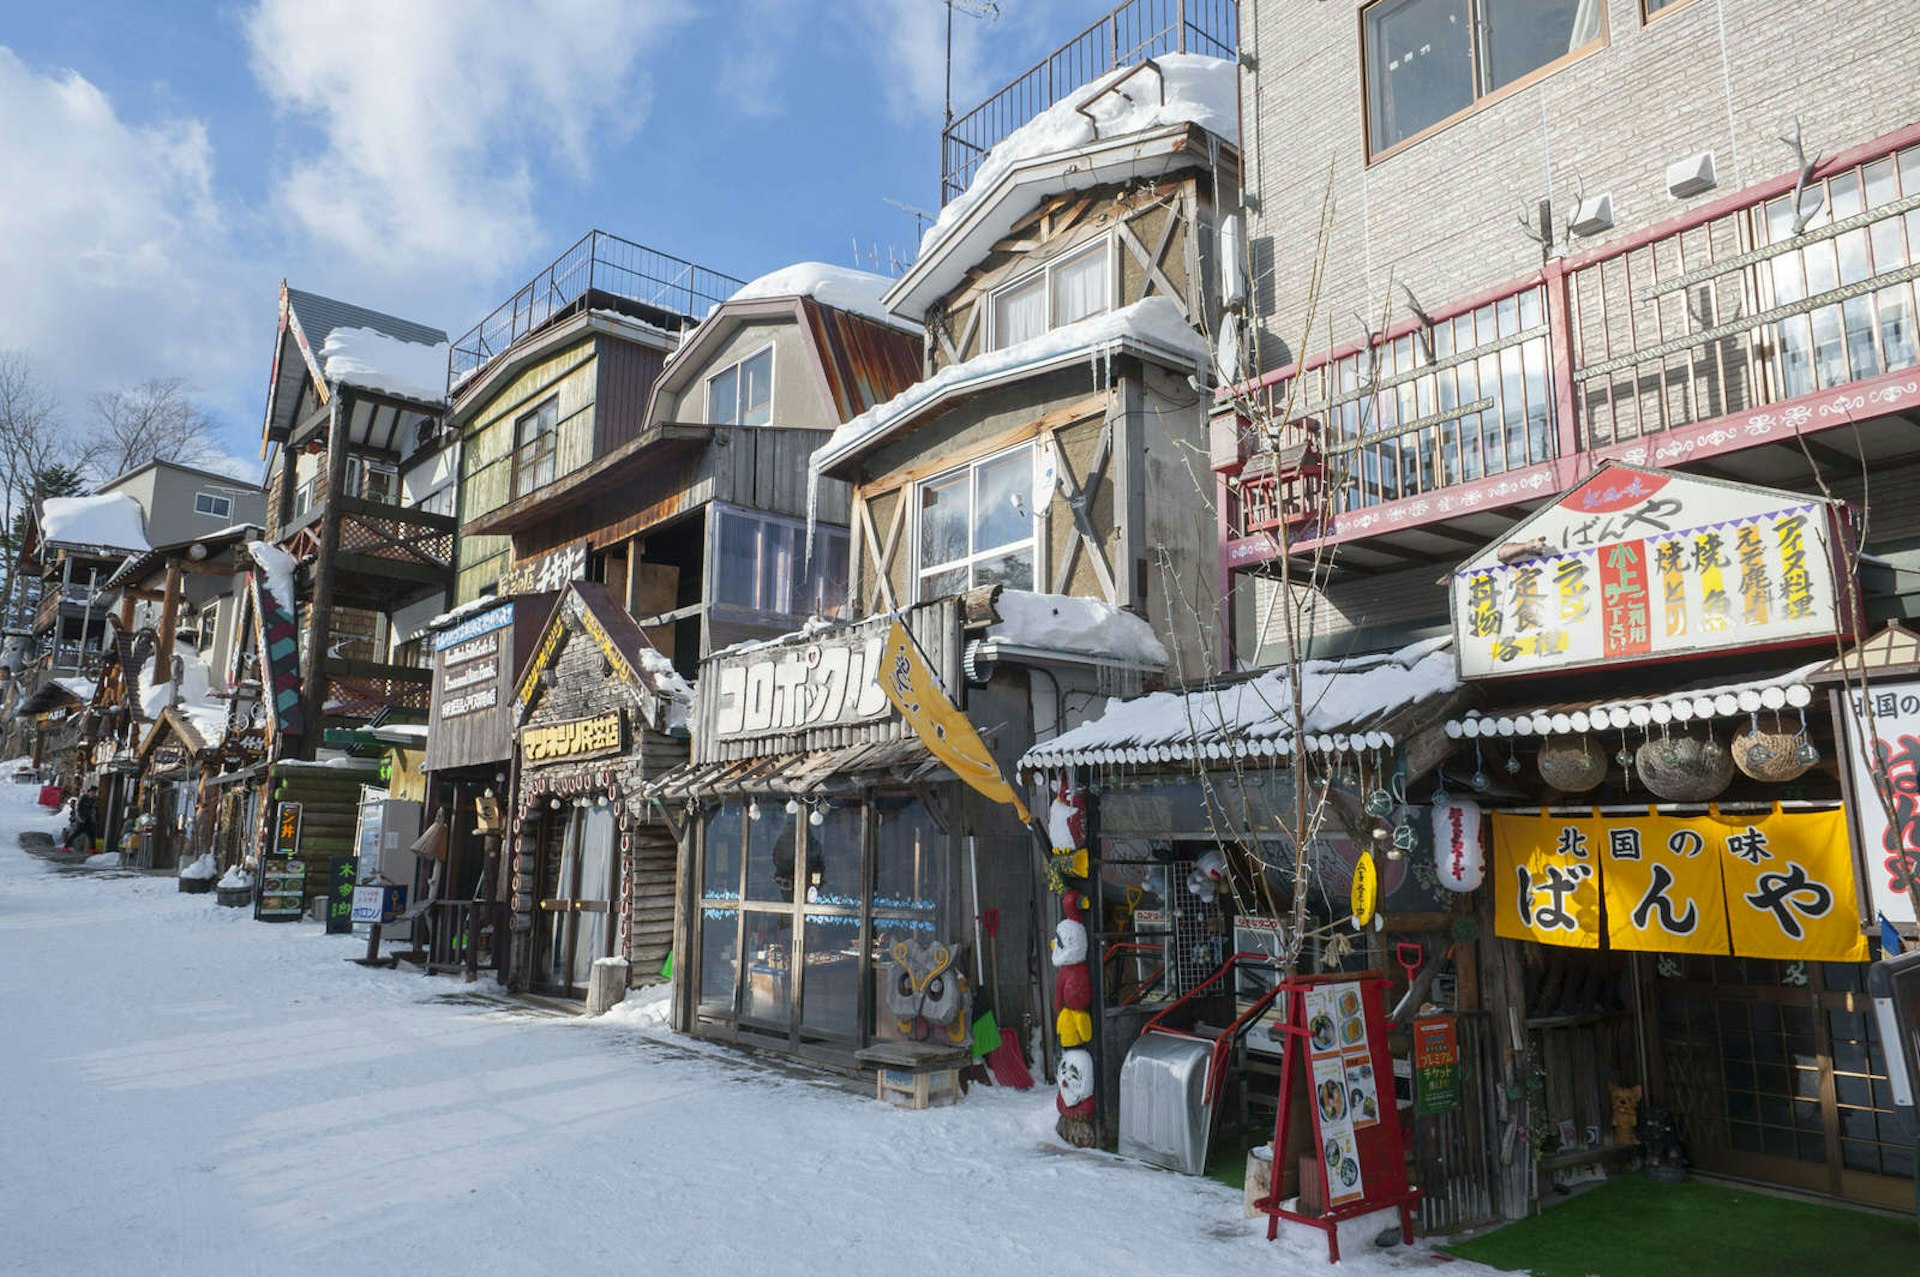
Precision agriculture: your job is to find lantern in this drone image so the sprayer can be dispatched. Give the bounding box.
[1430,793,1485,893]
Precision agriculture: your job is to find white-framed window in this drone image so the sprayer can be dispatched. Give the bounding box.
[711,507,850,620]
[194,492,232,519]
[989,240,1111,350]
[916,444,1038,599]
[706,347,773,426]
[291,475,318,521]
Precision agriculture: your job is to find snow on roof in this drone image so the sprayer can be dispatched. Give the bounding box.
[51,677,96,702]
[914,53,1237,281]
[40,493,149,553]
[319,326,451,406]
[424,594,504,632]
[727,263,916,332]
[1021,637,1460,770]
[1444,664,1823,738]
[811,296,1207,477]
[985,591,1168,668]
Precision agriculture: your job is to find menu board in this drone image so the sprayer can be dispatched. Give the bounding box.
[1303,981,1379,1206]
[257,859,307,921]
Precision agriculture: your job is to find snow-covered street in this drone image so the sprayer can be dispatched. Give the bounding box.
[0,784,1475,1276]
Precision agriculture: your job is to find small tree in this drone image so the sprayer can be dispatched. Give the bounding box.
[87,377,220,479]
[0,352,88,629]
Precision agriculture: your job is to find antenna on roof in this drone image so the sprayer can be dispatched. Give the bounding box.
[883,197,936,240]
[944,0,1001,129]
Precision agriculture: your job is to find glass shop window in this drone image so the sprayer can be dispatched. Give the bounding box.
[711,508,851,620]
[744,802,800,903]
[869,794,957,1041]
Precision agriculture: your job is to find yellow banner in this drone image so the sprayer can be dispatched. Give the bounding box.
[1492,813,1604,948]
[1493,807,1869,961]
[1710,807,1869,962]
[877,619,1031,823]
[1600,811,1729,955]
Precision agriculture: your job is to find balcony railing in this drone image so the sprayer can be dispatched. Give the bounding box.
[449,230,744,392]
[1222,128,1920,556]
[941,0,1237,205]
[1567,137,1920,454]
[281,498,456,579]
[319,657,433,721]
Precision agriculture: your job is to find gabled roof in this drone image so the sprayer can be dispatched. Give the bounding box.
[105,523,263,591]
[646,268,921,430]
[263,281,449,444]
[514,582,693,732]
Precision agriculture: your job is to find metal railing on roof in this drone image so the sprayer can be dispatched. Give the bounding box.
[448,230,744,393]
[940,0,1236,206]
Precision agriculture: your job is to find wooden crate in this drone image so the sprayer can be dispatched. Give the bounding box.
[876,1065,962,1110]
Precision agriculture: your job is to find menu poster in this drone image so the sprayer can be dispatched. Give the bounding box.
[1344,1057,1382,1129]
[257,858,307,921]
[1312,1054,1365,1205]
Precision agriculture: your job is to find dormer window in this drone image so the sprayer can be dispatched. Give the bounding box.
[989,240,1111,351]
[707,347,773,426]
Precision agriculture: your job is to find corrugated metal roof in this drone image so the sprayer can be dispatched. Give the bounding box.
[800,300,923,422]
[285,287,448,350]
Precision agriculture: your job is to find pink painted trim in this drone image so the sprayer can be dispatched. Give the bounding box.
[1222,365,1920,569]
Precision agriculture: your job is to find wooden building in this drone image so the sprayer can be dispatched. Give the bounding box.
[507,582,689,997]
[257,283,456,762]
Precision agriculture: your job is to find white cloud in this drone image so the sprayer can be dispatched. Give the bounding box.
[246,0,691,278]
[0,48,257,453]
[718,0,805,119]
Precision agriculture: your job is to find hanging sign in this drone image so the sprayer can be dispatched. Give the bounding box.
[1492,812,1604,948]
[1494,808,1869,960]
[1714,807,1868,962]
[1350,851,1379,930]
[1412,1016,1462,1115]
[1452,465,1849,680]
[1431,794,1486,892]
[1599,810,1730,955]
[1838,676,1920,926]
[273,801,302,856]
[877,618,1031,823]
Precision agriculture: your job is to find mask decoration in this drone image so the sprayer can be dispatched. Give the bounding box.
[1056,1049,1095,1118]
[1050,892,1097,1146]
[1046,779,1089,888]
[1187,847,1227,901]
[884,938,970,1048]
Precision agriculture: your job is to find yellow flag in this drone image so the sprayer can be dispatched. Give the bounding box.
[877,619,1031,823]
[1492,812,1604,948]
[1712,807,1869,962]
[1600,812,1730,955]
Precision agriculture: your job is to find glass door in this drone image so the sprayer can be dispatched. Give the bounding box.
[737,802,799,1035]
[797,802,864,1045]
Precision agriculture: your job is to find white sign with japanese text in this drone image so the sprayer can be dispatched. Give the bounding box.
[1452,465,1848,679]
[1840,677,1920,926]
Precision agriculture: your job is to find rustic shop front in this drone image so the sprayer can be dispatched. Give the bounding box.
[508,582,687,998]
[655,599,1035,1067]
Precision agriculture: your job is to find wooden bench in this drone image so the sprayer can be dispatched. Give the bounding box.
[855,1042,970,1110]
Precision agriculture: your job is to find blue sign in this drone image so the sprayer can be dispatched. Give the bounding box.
[433,603,513,652]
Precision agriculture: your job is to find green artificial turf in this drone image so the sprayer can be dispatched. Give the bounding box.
[1443,1175,1920,1277]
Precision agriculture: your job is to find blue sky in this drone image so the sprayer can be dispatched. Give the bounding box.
[0,1,1085,477]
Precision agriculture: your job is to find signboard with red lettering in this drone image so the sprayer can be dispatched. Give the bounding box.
[1450,464,1852,679]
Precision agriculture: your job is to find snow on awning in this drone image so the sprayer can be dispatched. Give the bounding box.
[982,591,1168,668]
[319,326,450,406]
[648,739,940,802]
[1019,637,1461,771]
[40,493,149,554]
[1442,664,1821,740]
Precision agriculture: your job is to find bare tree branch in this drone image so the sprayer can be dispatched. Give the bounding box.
[87,376,220,480]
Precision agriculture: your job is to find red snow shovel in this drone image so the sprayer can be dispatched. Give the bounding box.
[978,909,1035,1089]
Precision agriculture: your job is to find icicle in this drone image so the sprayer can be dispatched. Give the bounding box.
[805,462,819,563]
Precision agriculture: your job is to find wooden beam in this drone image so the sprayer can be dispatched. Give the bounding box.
[154,557,184,675]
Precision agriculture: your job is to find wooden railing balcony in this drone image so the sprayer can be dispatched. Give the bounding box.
[280,498,457,583]
[318,656,433,721]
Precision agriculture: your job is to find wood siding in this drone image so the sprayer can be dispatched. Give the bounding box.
[593,335,668,454]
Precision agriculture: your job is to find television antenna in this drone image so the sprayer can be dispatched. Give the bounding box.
[945,0,1001,128]
[883,197,937,240]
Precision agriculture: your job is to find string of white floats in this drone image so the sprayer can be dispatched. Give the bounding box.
[1443,678,1815,740]
[1022,729,1398,769]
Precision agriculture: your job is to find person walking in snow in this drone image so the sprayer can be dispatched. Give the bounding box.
[63,787,97,854]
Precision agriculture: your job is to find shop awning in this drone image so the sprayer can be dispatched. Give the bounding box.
[1441,663,1821,740]
[648,738,940,803]
[1017,637,1463,771]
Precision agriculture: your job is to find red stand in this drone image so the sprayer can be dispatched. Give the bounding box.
[1257,972,1420,1263]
